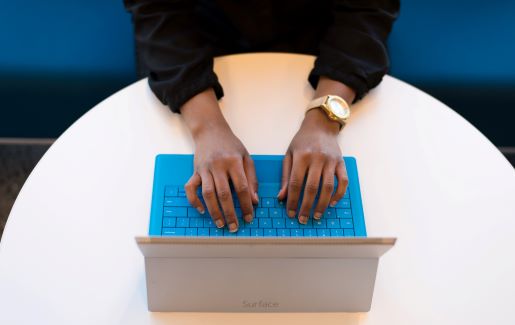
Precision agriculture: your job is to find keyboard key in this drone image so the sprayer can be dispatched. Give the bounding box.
[163,197,190,207]
[255,208,268,218]
[162,217,176,227]
[336,209,352,219]
[269,208,282,218]
[204,218,216,228]
[344,229,355,236]
[327,219,340,228]
[313,219,326,228]
[251,229,263,237]
[245,219,259,228]
[341,219,353,228]
[233,197,240,208]
[185,228,197,236]
[189,218,203,228]
[317,229,331,237]
[334,199,351,208]
[274,198,285,208]
[343,188,350,198]
[163,197,175,206]
[197,228,210,236]
[323,208,336,218]
[237,228,250,236]
[264,229,277,237]
[291,229,303,237]
[298,219,313,227]
[259,218,272,228]
[261,197,274,208]
[304,229,317,237]
[224,229,237,236]
[285,219,299,228]
[176,217,189,228]
[162,228,185,236]
[210,228,224,236]
[272,218,285,228]
[330,229,344,236]
[187,207,202,217]
[277,229,290,237]
[164,186,178,197]
[177,188,186,197]
[163,207,187,217]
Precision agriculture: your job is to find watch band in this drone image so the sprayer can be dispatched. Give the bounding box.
[307,96,326,110]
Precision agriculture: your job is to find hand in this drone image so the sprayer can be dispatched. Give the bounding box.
[277,77,355,224]
[181,89,259,232]
[277,108,348,224]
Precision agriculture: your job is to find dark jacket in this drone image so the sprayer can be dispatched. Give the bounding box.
[124,0,400,113]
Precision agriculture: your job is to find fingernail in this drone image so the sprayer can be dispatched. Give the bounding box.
[254,192,259,201]
[244,214,253,223]
[299,215,308,224]
[228,222,238,232]
[215,219,224,228]
[330,201,337,207]
[288,210,296,218]
[314,212,322,220]
[197,206,205,214]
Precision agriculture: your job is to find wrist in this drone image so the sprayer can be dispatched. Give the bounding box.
[180,89,231,141]
[302,108,340,136]
[314,76,356,105]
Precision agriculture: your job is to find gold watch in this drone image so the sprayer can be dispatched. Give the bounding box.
[305,95,351,129]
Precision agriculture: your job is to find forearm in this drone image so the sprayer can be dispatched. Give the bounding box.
[180,88,230,141]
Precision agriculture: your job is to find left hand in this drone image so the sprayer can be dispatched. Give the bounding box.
[277,77,355,224]
[277,108,348,224]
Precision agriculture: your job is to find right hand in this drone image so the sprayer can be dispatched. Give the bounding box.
[181,89,259,233]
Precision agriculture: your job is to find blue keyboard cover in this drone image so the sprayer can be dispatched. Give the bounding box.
[149,155,366,237]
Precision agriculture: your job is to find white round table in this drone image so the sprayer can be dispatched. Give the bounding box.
[1,53,514,324]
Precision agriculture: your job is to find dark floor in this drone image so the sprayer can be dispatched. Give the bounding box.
[0,144,51,241]
[0,143,514,241]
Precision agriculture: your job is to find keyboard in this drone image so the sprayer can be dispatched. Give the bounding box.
[160,182,359,237]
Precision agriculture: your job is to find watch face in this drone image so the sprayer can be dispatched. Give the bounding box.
[328,97,350,119]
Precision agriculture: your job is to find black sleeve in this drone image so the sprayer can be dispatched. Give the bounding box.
[124,0,224,113]
[308,0,400,102]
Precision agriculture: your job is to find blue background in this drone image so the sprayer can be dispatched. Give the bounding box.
[0,1,513,145]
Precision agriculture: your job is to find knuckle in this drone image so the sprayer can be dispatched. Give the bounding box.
[218,189,231,201]
[297,149,312,159]
[289,179,302,191]
[184,182,194,190]
[223,153,241,164]
[305,183,318,194]
[322,181,334,192]
[202,188,215,199]
[235,184,249,195]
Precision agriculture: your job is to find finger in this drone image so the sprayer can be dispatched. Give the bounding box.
[330,160,349,206]
[184,172,205,214]
[313,161,337,220]
[229,161,254,223]
[277,152,292,201]
[243,155,259,205]
[200,170,225,229]
[212,170,239,232]
[286,153,308,218]
[297,161,324,224]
